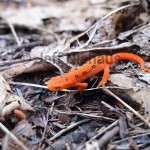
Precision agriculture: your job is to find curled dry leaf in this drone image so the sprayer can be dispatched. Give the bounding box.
[118,23,150,56]
[138,71,150,84]
[0,74,33,120]
[108,74,135,89]
[1,61,35,79]
[30,45,74,73]
[132,24,150,56]
[109,73,150,120]
[1,60,52,78]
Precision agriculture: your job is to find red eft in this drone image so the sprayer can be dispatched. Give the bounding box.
[48,53,150,92]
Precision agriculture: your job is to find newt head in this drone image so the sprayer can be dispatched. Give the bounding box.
[47,75,70,91]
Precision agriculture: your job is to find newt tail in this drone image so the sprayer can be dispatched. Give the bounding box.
[48,53,150,92]
[113,53,150,73]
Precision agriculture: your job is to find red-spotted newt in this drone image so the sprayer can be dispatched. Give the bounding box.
[48,53,150,92]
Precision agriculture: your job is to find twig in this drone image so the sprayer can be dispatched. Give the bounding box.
[1,16,21,46]
[65,143,71,150]
[2,134,9,150]
[102,88,150,127]
[38,108,50,149]
[9,81,141,92]
[48,119,89,142]
[101,101,124,116]
[91,120,119,140]
[77,120,119,150]
[50,102,55,115]
[0,122,29,150]
[114,131,150,144]
[98,126,119,148]
[55,110,115,121]
[9,81,48,89]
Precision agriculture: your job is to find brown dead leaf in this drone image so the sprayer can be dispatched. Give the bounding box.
[132,24,150,56]
[138,72,150,84]
[30,45,73,73]
[109,73,150,120]
[1,59,54,79]
[1,61,35,79]
[109,74,135,88]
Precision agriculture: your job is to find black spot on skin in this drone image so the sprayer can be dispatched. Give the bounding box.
[82,71,87,75]
[75,74,79,78]
[92,65,96,69]
[97,59,102,64]
[55,87,60,90]
[65,77,68,81]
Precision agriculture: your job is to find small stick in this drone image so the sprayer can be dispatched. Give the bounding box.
[102,88,150,127]
[91,120,119,140]
[65,143,71,150]
[115,131,150,144]
[77,120,119,150]
[9,81,138,92]
[98,126,119,149]
[9,81,48,89]
[48,119,89,142]
[1,16,21,46]
[55,110,115,121]
[101,101,124,116]
[2,134,9,150]
[0,123,29,150]
[38,108,50,149]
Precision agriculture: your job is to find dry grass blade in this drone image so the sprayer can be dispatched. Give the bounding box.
[55,110,115,121]
[49,119,89,142]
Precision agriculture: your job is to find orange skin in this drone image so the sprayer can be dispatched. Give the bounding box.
[48,53,150,92]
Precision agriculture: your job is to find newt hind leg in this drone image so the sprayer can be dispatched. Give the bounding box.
[98,64,110,87]
[75,82,88,92]
[142,67,150,73]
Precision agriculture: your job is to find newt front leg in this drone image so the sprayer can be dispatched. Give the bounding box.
[75,82,88,92]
